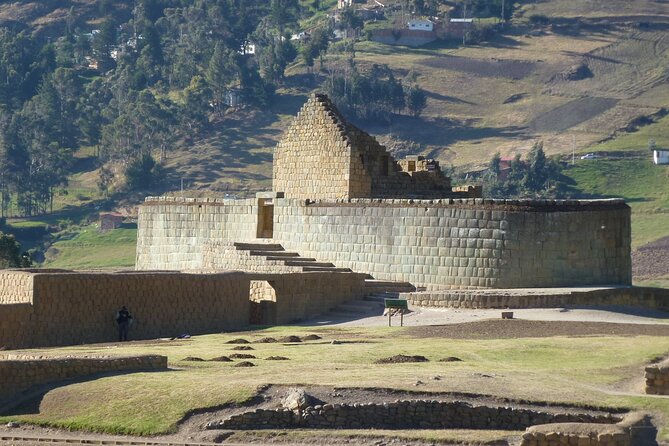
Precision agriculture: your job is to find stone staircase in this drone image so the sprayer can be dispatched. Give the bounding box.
[232,242,353,273]
[302,279,417,323]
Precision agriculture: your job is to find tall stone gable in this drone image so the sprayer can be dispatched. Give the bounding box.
[273,93,371,200]
[273,93,457,200]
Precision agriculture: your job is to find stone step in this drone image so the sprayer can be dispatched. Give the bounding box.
[249,251,300,258]
[364,279,416,293]
[234,242,284,251]
[302,266,352,272]
[336,302,381,313]
[365,292,402,302]
[284,260,335,267]
[264,256,315,262]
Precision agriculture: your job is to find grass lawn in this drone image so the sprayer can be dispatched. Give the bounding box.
[2,326,668,439]
[565,158,669,248]
[43,224,137,269]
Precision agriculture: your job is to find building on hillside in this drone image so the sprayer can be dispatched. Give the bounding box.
[99,212,124,232]
[407,18,434,31]
[652,147,669,165]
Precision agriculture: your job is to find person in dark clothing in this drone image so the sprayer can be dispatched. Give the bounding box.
[116,306,133,341]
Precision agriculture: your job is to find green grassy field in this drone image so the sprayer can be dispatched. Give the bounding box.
[1,326,667,440]
[42,224,137,269]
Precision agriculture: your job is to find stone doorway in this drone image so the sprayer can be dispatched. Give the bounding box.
[249,280,276,325]
[256,198,274,238]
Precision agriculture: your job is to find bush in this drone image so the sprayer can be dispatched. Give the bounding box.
[528,14,551,26]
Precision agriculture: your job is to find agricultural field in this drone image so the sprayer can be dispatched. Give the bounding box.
[1,323,668,444]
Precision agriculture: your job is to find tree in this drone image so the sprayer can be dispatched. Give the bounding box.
[0,231,31,268]
[406,85,427,117]
[489,152,501,179]
[525,141,547,192]
[206,43,240,115]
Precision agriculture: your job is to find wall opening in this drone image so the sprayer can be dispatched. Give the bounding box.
[256,199,274,238]
[407,160,416,172]
[249,280,276,325]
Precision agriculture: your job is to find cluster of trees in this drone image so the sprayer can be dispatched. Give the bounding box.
[0,0,308,216]
[484,142,568,198]
[0,230,31,268]
[325,63,427,123]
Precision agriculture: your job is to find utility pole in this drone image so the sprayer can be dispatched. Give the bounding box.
[572,135,576,165]
[501,0,506,23]
[462,1,468,46]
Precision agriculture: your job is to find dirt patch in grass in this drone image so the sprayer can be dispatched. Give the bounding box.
[209,356,232,362]
[409,320,669,339]
[229,354,256,359]
[230,346,254,351]
[439,357,463,362]
[234,361,255,367]
[254,337,278,343]
[278,335,302,343]
[375,355,429,364]
[226,338,250,344]
[182,356,205,362]
[421,55,536,79]
[266,356,290,361]
[301,334,322,341]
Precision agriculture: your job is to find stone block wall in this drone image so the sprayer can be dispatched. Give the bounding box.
[0,271,34,304]
[272,93,465,200]
[202,241,304,273]
[520,423,630,446]
[250,272,367,324]
[0,270,250,349]
[210,400,618,430]
[273,198,632,290]
[403,287,669,310]
[136,196,258,270]
[0,354,167,407]
[645,359,669,395]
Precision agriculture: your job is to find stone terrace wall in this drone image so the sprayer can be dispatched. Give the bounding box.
[210,400,618,430]
[403,286,669,310]
[202,241,304,273]
[0,354,167,407]
[136,196,258,270]
[0,270,249,349]
[520,423,630,446]
[645,358,669,395]
[273,198,632,290]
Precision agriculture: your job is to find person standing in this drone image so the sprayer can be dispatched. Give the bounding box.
[116,306,133,342]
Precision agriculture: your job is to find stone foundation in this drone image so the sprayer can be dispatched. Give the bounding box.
[0,354,167,407]
[209,400,619,430]
[645,358,669,395]
[402,286,669,310]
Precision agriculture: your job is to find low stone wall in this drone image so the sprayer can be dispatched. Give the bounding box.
[520,423,630,446]
[645,358,669,395]
[209,400,618,430]
[402,287,669,311]
[0,271,34,304]
[0,270,250,349]
[0,354,167,407]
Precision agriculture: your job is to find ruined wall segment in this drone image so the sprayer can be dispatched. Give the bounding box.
[273,93,462,200]
[0,354,167,407]
[273,94,363,200]
[273,198,632,290]
[136,196,258,270]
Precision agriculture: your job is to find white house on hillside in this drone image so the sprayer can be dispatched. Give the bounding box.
[407,18,434,31]
[653,148,669,165]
